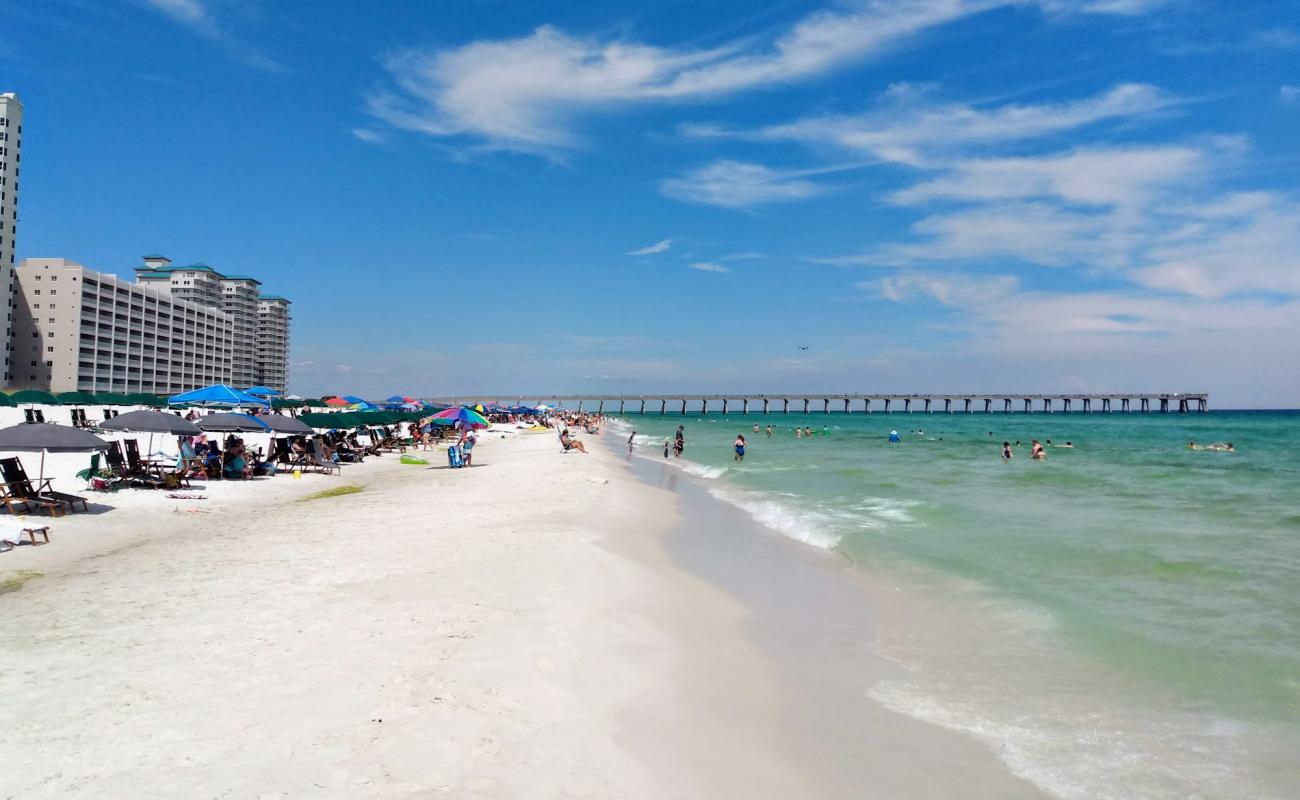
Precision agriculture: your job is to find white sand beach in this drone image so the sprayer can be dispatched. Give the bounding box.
[0,427,1045,798]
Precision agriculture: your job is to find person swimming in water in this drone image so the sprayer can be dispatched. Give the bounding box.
[796,427,803,439]
[888,430,901,443]
[1002,441,1013,460]
[734,434,747,462]
[765,425,773,438]
[753,423,760,434]
[1031,440,1046,460]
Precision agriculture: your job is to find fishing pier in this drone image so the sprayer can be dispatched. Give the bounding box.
[445,393,1210,415]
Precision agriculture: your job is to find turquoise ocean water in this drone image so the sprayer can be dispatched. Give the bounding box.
[608,410,1300,798]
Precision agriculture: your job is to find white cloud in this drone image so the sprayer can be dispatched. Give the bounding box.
[365,1,1158,152]
[889,145,1203,206]
[689,262,730,273]
[877,271,1018,305]
[351,128,385,144]
[142,0,210,30]
[660,160,835,208]
[627,239,672,255]
[732,83,1175,167]
[1282,86,1300,104]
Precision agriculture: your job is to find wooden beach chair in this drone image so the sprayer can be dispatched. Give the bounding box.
[0,457,88,515]
[0,525,52,549]
[119,440,166,489]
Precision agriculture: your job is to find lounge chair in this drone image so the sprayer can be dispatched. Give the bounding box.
[115,440,165,489]
[307,438,342,475]
[0,525,52,549]
[0,456,89,514]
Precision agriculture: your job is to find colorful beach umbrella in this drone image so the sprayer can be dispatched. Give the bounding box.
[323,397,350,407]
[429,406,490,429]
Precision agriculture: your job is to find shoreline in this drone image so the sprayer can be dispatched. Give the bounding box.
[0,425,1062,797]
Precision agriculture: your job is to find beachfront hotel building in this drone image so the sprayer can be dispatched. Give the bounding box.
[0,92,23,383]
[11,258,234,394]
[10,255,292,395]
[254,295,291,394]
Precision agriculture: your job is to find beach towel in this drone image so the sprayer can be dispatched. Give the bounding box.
[0,519,46,547]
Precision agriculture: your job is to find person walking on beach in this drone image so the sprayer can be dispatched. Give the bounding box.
[1002,441,1013,460]
[628,431,636,454]
[674,425,685,458]
[734,434,747,462]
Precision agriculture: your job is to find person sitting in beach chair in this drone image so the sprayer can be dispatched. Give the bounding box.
[307,438,342,475]
[559,429,588,454]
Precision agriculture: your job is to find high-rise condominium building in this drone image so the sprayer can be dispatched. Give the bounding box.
[0,92,23,383]
[134,256,290,394]
[255,296,291,393]
[11,258,233,394]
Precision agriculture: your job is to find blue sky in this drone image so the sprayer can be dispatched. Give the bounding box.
[4,0,1299,405]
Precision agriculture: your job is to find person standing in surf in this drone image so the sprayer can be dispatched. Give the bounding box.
[734,434,747,462]
[1002,441,1013,461]
[627,431,636,454]
[674,425,685,458]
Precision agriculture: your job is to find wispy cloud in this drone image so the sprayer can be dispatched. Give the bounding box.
[627,239,672,255]
[1282,86,1300,104]
[701,83,1177,168]
[351,127,386,144]
[689,261,729,273]
[661,160,844,209]
[142,0,212,31]
[364,1,1158,153]
[139,0,284,71]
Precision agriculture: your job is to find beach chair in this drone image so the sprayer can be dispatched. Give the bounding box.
[0,456,89,514]
[307,438,342,475]
[0,525,52,549]
[121,440,166,489]
[76,452,124,492]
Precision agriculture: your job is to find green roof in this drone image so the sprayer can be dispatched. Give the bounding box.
[260,295,291,303]
[182,263,218,272]
[222,275,261,284]
[135,271,170,279]
[142,253,168,260]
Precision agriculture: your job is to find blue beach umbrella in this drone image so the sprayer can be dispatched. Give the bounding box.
[169,384,271,408]
[342,395,367,405]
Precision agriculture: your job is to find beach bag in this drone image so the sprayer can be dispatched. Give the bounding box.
[447,446,463,469]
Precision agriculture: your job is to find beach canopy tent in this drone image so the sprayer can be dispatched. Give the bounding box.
[196,413,271,433]
[271,398,304,410]
[428,406,490,429]
[96,393,136,406]
[56,391,98,405]
[99,410,201,436]
[243,386,280,397]
[0,422,111,487]
[261,414,313,434]
[9,389,60,405]
[127,393,167,407]
[169,384,270,409]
